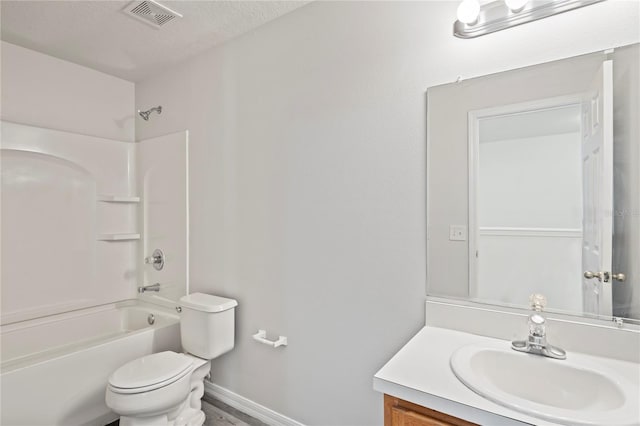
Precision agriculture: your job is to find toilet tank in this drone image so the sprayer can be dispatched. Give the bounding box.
[178,293,238,359]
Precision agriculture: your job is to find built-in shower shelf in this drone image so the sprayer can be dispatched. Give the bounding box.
[98,195,140,203]
[97,233,141,241]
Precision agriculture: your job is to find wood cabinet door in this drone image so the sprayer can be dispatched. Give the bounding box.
[384,394,477,426]
[391,406,454,426]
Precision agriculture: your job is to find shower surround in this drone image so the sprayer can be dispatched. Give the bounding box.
[0,121,189,425]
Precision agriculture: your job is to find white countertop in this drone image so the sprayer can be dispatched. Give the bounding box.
[374,326,558,425]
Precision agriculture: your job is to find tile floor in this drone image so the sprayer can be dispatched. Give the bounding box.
[202,395,269,426]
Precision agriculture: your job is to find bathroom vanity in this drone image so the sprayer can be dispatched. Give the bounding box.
[375,326,541,425]
[374,306,640,426]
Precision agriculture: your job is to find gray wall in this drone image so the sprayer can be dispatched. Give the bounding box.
[134,2,640,424]
[1,41,135,141]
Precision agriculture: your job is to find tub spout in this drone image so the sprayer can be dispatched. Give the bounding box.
[138,283,161,293]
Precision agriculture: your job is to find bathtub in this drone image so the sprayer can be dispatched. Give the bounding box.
[0,300,181,426]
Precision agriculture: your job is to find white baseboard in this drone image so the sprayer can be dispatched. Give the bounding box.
[203,380,305,426]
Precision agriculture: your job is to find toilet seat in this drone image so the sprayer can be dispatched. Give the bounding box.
[108,351,193,394]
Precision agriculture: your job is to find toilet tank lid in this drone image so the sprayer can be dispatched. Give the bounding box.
[179,292,238,312]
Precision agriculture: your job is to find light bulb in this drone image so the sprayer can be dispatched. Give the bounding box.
[505,0,528,12]
[457,0,481,25]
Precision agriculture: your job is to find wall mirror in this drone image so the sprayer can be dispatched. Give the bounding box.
[426,43,639,323]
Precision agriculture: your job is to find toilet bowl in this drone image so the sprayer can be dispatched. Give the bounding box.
[105,293,237,426]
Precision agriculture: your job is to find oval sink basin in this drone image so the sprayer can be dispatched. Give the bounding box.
[450,343,639,425]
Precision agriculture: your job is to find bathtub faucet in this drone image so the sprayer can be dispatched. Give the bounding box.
[138,283,161,293]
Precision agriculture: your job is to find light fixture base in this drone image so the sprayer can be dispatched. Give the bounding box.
[454,0,604,39]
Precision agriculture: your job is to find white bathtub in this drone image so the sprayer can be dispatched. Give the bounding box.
[1,300,181,426]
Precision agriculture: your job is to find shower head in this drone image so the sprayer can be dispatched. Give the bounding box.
[138,106,162,121]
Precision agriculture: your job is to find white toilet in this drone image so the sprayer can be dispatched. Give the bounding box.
[105,293,237,426]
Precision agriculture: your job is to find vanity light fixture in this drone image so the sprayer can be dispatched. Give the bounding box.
[454,0,604,39]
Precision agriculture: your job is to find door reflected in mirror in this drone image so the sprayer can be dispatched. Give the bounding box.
[427,43,639,322]
[471,103,585,314]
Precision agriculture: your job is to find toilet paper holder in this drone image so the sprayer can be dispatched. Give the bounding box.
[252,329,287,348]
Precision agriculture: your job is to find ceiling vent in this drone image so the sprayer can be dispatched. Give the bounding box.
[123,0,183,29]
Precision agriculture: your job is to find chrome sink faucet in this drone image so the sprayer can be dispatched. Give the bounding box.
[512,294,566,360]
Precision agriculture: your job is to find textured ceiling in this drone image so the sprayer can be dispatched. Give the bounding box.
[1,1,310,82]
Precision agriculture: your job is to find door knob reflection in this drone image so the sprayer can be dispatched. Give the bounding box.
[584,271,625,282]
[584,271,606,281]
